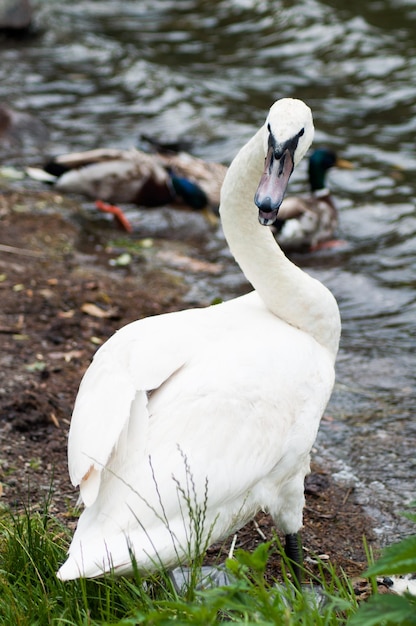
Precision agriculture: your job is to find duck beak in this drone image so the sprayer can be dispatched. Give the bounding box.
[336,157,354,169]
[255,144,294,226]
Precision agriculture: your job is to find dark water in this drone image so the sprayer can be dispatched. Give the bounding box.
[1,0,415,543]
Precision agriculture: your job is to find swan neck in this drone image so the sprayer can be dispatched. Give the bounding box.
[220,128,340,358]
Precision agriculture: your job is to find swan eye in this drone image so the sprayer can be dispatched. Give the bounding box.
[267,123,271,133]
[299,128,305,137]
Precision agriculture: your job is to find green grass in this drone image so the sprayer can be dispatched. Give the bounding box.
[0,504,360,625]
[0,500,414,625]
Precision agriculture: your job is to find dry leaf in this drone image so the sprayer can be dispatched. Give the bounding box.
[39,288,55,299]
[49,412,60,428]
[48,349,83,362]
[157,250,223,274]
[81,302,118,318]
[58,310,75,318]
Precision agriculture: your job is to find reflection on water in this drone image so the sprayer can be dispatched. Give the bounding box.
[1,0,415,543]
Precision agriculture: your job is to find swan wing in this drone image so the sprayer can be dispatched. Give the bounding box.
[67,309,198,506]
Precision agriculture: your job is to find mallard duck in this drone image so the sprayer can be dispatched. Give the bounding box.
[28,147,227,231]
[56,98,340,585]
[271,148,353,252]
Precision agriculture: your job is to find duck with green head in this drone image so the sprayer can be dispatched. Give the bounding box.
[27,146,227,231]
[271,147,353,252]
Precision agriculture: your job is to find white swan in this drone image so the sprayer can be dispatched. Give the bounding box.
[57,98,341,583]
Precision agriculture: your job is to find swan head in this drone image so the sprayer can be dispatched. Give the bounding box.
[255,98,314,226]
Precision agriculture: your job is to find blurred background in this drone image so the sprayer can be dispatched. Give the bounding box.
[1,0,415,544]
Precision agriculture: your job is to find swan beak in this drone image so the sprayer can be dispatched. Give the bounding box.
[254,145,294,226]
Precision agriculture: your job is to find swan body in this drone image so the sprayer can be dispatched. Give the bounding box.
[37,147,227,213]
[272,148,352,251]
[57,98,340,581]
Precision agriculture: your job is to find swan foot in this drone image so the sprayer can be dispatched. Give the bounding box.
[284,532,303,589]
[95,200,133,232]
[169,564,231,594]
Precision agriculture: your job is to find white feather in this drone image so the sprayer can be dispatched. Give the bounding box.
[57,98,340,581]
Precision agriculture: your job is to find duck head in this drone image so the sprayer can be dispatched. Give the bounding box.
[308,148,353,192]
[255,98,314,226]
